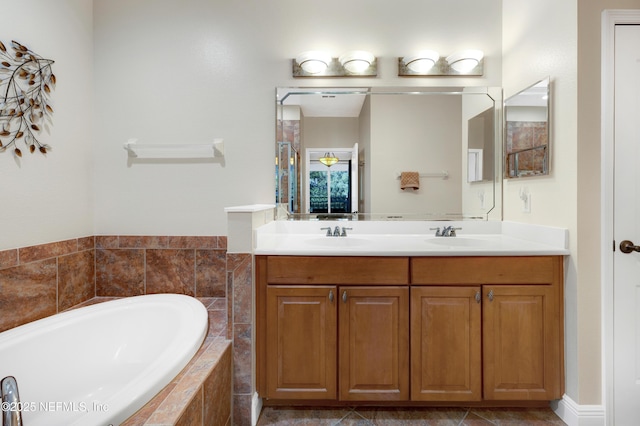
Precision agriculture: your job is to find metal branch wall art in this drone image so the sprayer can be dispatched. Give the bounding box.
[0,40,56,157]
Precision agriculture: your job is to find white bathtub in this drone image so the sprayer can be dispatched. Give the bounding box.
[0,294,208,426]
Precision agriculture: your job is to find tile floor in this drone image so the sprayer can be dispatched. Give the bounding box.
[257,406,567,425]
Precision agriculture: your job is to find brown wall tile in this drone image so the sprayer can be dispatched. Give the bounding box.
[204,344,232,426]
[0,249,18,270]
[95,235,119,249]
[0,259,57,332]
[196,250,226,297]
[119,236,169,249]
[19,239,77,264]
[229,254,252,324]
[77,236,95,251]
[233,394,252,426]
[168,236,218,249]
[96,249,145,297]
[146,249,195,295]
[175,390,203,426]
[233,323,252,394]
[58,250,95,311]
[217,236,227,249]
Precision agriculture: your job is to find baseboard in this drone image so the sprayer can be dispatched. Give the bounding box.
[251,392,263,426]
[552,394,605,426]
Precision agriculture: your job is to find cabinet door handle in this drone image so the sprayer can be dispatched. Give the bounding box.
[487,289,494,302]
[329,290,334,302]
[342,291,347,303]
[475,291,481,304]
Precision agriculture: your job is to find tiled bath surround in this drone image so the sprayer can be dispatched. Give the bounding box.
[0,235,228,332]
[0,236,96,331]
[0,235,252,425]
[122,298,232,426]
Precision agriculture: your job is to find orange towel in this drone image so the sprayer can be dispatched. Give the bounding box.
[400,172,420,190]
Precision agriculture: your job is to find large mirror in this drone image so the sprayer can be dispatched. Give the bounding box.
[504,77,550,178]
[276,87,502,220]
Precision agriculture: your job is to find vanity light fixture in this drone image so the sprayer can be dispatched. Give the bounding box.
[402,50,440,73]
[398,49,484,76]
[293,50,377,77]
[339,50,375,73]
[295,51,332,74]
[446,49,484,73]
[319,152,339,167]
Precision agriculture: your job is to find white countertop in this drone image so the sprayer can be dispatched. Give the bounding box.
[253,220,569,257]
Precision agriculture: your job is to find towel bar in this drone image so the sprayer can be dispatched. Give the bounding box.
[123,138,224,159]
[394,171,448,180]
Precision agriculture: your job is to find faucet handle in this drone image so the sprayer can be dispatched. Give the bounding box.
[320,227,332,237]
[449,227,462,237]
[340,227,353,237]
[429,227,442,236]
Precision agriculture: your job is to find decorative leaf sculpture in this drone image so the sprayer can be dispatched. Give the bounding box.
[0,40,55,157]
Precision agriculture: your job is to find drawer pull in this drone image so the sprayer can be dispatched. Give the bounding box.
[342,291,347,303]
[329,290,334,302]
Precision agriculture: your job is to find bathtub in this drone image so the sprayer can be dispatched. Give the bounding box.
[0,294,208,426]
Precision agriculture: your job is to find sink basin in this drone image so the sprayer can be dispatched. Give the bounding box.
[425,237,496,249]
[304,237,371,248]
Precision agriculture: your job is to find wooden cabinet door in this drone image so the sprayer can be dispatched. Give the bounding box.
[483,285,562,400]
[410,287,482,401]
[338,286,409,401]
[266,286,337,400]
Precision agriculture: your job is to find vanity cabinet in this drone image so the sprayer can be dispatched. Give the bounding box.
[339,286,409,401]
[411,256,563,401]
[257,256,410,402]
[256,255,564,405]
[410,286,482,401]
[265,285,337,400]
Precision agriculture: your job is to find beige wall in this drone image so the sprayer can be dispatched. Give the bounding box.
[502,0,583,402]
[0,0,94,250]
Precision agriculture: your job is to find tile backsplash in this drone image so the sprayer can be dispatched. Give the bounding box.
[0,235,228,332]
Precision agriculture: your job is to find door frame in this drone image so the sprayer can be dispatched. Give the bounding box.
[601,10,640,425]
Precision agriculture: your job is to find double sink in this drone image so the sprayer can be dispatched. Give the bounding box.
[253,220,569,257]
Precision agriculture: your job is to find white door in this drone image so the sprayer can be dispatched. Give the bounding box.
[613,24,640,425]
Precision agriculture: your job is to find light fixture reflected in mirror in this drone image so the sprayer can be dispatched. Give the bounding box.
[319,152,339,167]
[446,50,484,73]
[402,50,440,73]
[293,51,377,77]
[398,49,484,76]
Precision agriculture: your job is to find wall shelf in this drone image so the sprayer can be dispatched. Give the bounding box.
[123,138,224,159]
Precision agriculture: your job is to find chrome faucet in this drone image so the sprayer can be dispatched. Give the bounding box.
[320,226,352,237]
[430,226,462,237]
[1,376,23,426]
[340,227,352,237]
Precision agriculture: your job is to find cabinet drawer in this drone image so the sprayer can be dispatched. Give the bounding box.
[411,256,561,285]
[266,256,409,285]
